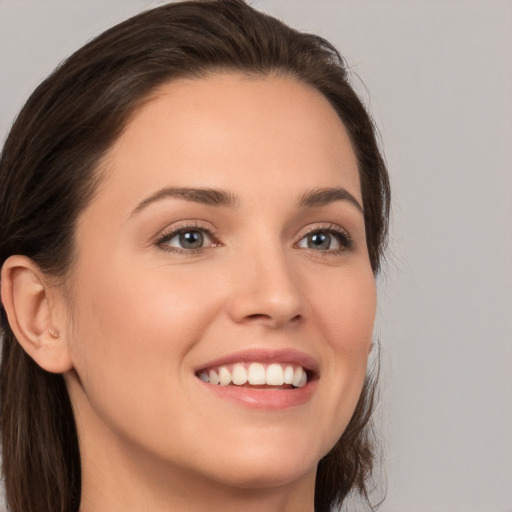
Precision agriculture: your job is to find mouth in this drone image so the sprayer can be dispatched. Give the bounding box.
[196,362,311,389]
[194,348,320,407]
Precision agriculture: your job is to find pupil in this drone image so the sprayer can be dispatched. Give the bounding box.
[179,231,203,249]
[308,232,330,250]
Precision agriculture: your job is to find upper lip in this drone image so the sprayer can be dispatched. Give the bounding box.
[195,348,320,376]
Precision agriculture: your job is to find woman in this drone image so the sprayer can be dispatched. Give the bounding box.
[0,1,390,511]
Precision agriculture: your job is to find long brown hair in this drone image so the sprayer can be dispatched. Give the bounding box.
[0,1,390,511]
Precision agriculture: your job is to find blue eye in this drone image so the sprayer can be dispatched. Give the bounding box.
[297,228,351,252]
[176,230,204,249]
[159,228,215,251]
[306,232,335,250]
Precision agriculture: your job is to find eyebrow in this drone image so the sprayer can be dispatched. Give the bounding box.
[131,185,363,216]
[131,187,239,215]
[298,187,364,213]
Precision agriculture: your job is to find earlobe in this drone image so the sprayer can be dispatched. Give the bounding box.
[0,255,73,374]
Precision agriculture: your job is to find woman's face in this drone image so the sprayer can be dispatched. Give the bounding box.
[63,73,376,491]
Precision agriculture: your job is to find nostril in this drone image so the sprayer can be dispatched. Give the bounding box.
[242,313,303,329]
[246,313,271,320]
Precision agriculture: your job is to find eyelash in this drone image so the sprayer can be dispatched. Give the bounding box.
[155,222,353,256]
[156,222,220,256]
[297,224,354,256]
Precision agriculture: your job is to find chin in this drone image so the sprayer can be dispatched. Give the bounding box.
[193,430,327,490]
[213,455,317,490]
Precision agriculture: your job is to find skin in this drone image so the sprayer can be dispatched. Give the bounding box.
[3,73,376,512]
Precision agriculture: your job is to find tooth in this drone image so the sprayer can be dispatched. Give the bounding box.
[209,369,220,385]
[283,365,294,384]
[297,370,307,388]
[247,363,266,385]
[219,366,231,386]
[199,371,209,382]
[292,367,304,387]
[232,363,248,385]
[266,363,284,385]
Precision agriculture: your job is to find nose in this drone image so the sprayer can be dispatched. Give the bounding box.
[226,247,304,329]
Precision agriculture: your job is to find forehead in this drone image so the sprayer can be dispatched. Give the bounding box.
[95,73,361,212]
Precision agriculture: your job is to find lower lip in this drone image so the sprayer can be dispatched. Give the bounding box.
[198,379,318,410]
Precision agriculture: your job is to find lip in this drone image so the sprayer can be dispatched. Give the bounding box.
[194,348,319,374]
[194,348,319,410]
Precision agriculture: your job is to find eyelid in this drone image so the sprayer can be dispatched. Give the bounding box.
[295,223,354,252]
[155,220,221,253]
[153,220,353,256]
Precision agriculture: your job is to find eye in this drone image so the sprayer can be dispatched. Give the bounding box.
[157,226,217,252]
[296,226,352,253]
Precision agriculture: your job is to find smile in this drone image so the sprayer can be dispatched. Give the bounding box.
[196,362,308,388]
[194,348,319,409]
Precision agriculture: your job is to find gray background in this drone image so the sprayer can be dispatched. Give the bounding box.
[1,1,511,511]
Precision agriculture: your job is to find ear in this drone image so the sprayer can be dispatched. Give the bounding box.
[1,255,73,373]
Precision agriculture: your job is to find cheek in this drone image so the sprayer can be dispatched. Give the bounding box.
[310,265,376,441]
[70,261,219,368]
[65,255,232,462]
[314,264,376,355]
[66,254,220,411]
